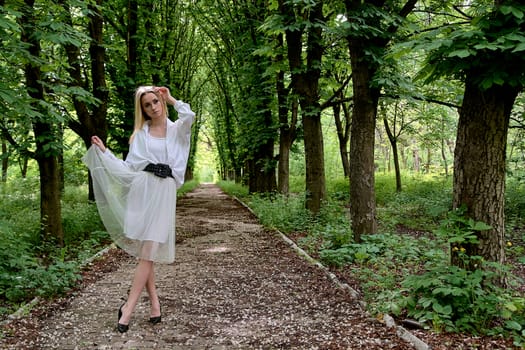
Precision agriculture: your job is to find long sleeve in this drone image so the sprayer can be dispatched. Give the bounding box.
[167,100,195,188]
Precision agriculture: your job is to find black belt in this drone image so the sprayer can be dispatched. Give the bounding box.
[143,163,173,178]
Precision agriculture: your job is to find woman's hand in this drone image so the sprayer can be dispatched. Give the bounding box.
[155,86,177,105]
[91,136,106,153]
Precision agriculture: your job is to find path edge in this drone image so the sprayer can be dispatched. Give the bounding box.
[232,194,431,350]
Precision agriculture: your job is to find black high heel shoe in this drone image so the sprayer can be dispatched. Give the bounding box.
[149,305,162,325]
[117,303,129,333]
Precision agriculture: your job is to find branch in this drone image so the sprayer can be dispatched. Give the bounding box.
[510,115,525,129]
[322,97,354,109]
[453,5,473,20]
[399,0,418,19]
[0,122,35,159]
[320,74,352,110]
[381,93,461,110]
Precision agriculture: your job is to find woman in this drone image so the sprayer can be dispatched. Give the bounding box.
[83,86,195,333]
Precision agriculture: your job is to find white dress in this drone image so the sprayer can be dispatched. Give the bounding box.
[82,101,195,263]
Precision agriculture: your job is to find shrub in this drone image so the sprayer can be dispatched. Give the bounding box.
[396,209,525,343]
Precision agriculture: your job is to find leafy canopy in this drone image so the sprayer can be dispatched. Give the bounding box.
[415,2,525,90]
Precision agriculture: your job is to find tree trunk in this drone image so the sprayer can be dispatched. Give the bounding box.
[451,77,519,267]
[345,0,416,241]
[248,104,277,194]
[333,97,351,178]
[63,0,108,201]
[37,151,63,245]
[384,117,402,192]
[277,97,297,195]
[412,148,420,172]
[348,42,379,241]
[303,110,326,213]
[19,156,29,178]
[441,137,449,177]
[276,33,297,195]
[282,0,326,213]
[425,148,431,173]
[21,0,63,245]
[1,138,7,182]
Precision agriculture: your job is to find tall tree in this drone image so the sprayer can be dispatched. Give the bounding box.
[417,1,525,268]
[275,32,298,194]
[58,0,109,200]
[344,0,417,241]
[0,4,33,181]
[382,101,406,192]
[19,0,64,245]
[238,1,277,193]
[194,0,277,192]
[280,0,327,213]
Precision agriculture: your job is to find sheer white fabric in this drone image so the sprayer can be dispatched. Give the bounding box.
[82,101,195,263]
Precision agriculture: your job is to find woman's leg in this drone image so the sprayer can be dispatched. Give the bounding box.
[145,264,161,318]
[119,258,153,325]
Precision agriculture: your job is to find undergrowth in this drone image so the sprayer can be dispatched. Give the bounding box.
[0,179,107,317]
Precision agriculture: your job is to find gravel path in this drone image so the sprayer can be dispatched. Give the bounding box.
[1,184,414,349]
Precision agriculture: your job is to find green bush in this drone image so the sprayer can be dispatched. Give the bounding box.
[395,209,525,344]
[399,262,524,337]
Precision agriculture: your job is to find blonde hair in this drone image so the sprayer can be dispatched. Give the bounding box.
[129,86,168,143]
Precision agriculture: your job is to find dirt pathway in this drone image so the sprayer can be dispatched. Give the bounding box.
[1,184,413,349]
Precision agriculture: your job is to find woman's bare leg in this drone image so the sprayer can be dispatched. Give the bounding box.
[118,258,153,325]
[145,264,161,318]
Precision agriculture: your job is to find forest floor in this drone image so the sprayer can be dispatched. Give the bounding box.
[0,184,519,349]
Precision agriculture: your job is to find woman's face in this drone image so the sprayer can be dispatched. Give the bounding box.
[141,92,164,120]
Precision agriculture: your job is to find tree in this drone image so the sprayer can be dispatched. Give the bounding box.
[275,33,298,194]
[417,1,525,268]
[279,0,327,213]
[193,0,278,192]
[328,79,353,179]
[344,0,417,241]
[104,0,203,179]
[18,0,64,245]
[381,100,414,192]
[59,0,109,200]
[0,4,33,181]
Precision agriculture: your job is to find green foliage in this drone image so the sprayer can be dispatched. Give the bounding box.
[0,182,109,316]
[395,209,525,342]
[376,173,452,231]
[506,177,525,225]
[320,232,433,268]
[414,2,525,90]
[399,262,524,334]
[217,180,250,199]
[179,179,201,197]
[248,193,313,234]
[434,205,490,247]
